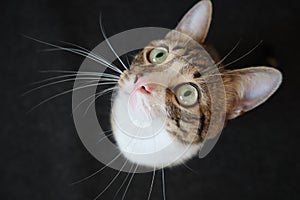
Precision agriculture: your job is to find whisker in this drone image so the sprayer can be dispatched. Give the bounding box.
[161,168,166,200]
[71,127,139,186]
[220,40,263,70]
[112,163,135,200]
[203,40,241,74]
[24,35,123,74]
[216,40,240,65]
[70,151,124,185]
[99,15,129,71]
[59,40,106,63]
[44,47,123,74]
[72,86,117,113]
[59,40,124,75]
[33,72,119,85]
[147,167,156,200]
[182,163,200,175]
[39,70,119,79]
[124,55,131,67]
[126,53,136,59]
[23,78,117,95]
[121,164,139,200]
[97,133,113,144]
[83,86,117,115]
[27,82,116,113]
[93,160,128,200]
[73,80,107,92]
[59,40,120,72]
[99,129,113,135]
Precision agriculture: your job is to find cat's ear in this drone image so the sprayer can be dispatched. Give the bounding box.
[224,67,282,119]
[175,0,212,43]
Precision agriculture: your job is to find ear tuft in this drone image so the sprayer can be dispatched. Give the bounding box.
[175,0,212,43]
[225,67,282,119]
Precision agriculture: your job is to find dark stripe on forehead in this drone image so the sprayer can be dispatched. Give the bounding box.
[176,44,215,69]
[184,43,208,57]
[175,55,213,75]
[197,113,206,142]
[172,45,183,51]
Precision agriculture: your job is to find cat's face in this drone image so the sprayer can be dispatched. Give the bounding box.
[111,36,210,167]
[118,35,215,144]
[110,0,282,168]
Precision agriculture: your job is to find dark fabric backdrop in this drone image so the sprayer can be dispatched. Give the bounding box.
[1,0,299,199]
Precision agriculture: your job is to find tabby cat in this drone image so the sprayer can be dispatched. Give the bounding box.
[110,0,282,168]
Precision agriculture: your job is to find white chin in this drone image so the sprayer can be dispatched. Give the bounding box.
[111,91,202,168]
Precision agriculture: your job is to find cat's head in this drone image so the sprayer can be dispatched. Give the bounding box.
[111,0,282,168]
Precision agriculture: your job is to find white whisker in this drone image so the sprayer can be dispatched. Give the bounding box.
[182,163,200,175]
[220,40,263,69]
[83,86,117,115]
[39,70,119,79]
[93,160,128,200]
[28,82,116,113]
[25,36,123,74]
[70,151,123,185]
[23,78,117,95]
[45,47,123,74]
[124,55,131,67]
[72,85,117,113]
[97,133,113,144]
[71,128,139,186]
[200,40,240,75]
[32,72,119,85]
[147,167,156,200]
[113,164,135,200]
[121,164,139,200]
[207,40,240,70]
[59,40,120,73]
[99,15,129,70]
[162,168,166,200]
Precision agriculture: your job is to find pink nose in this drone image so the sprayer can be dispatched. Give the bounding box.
[139,84,155,94]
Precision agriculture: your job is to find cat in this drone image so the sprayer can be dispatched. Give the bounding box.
[110,0,282,169]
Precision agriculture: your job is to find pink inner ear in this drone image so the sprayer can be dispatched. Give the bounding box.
[238,68,282,112]
[175,0,212,43]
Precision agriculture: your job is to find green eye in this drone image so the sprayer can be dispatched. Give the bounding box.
[148,47,168,64]
[175,83,199,107]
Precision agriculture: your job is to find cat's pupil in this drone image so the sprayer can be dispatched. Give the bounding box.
[156,52,164,58]
[184,90,192,97]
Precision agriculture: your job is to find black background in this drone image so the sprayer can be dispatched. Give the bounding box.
[2,0,299,199]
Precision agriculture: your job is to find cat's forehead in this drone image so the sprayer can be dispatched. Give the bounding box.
[148,37,201,52]
[154,31,214,62]
[130,31,214,78]
[131,35,215,72]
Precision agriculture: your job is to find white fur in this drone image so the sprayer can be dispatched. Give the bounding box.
[111,89,201,168]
